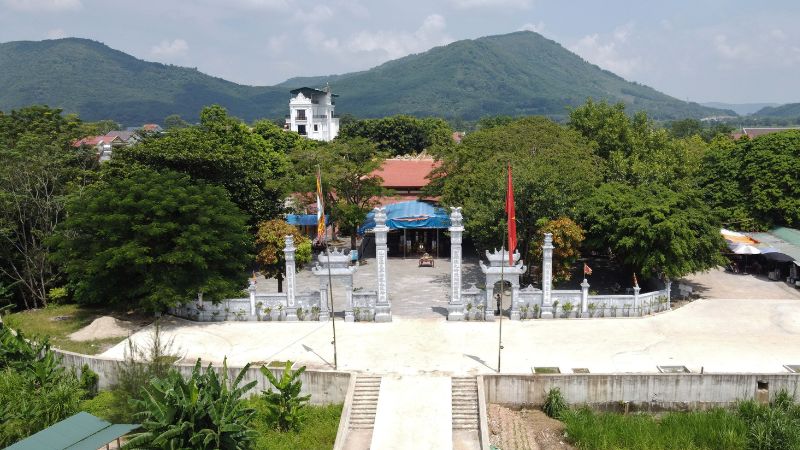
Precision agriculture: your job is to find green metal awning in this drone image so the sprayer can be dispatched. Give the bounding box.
[7,412,138,450]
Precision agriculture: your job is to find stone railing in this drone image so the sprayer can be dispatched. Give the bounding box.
[351,290,377,322]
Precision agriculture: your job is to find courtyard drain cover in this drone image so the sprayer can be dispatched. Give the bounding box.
[533,367,561,374]
[784,365,800,373]
[657,365,690,373]
[572,368,590,373]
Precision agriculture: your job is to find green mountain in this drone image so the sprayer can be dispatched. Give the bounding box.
[0,33,733,125]
[753,103,800,118]
[0,38,286,125]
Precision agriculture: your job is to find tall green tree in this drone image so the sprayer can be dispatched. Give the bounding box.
[429,116,602,263]
[0,106,97,309]
[740,131,800,227]
[52,168,252,312]
[291,138,387,250]
[255,220,312,292]
[115,105,290,225]
[339,114,452,156]
[580,182,725,279]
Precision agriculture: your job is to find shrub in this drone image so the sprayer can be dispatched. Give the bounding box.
[79,364,99,398]
[543,387,568,419]
[47,287,70,304]
[260,361,310,432]
[126,359,257,449]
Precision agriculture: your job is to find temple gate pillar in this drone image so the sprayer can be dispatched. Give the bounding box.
[447,207,465,321]
[541,233,555,318]
[373,207,392,322]
[284,235,298,321]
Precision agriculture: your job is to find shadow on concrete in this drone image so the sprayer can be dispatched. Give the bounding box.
[431,306,448,317]
[464,353,495,372]
[302,343,333,368]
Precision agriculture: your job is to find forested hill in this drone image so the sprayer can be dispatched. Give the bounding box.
[0,38,286,125]
[281,31,734,121]
[0,33,733,125]
[753,103,800,118]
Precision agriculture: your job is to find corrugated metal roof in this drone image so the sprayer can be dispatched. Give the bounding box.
[749,230,800,263]
[7,412,138,450]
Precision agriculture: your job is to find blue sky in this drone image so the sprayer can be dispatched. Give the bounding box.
[1,0,798,104]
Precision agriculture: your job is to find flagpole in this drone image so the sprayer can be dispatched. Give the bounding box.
[498,163,509,374]
[318,165,338,370]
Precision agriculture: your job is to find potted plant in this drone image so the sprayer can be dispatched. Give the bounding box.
[520,305,529,320]
[235,308,246,321]
[477,304,486,320]
[264,306,273,321]
[224,306,230,321]
[466,302,473,321]
[533,304,540,319]
[552,301,559,319]
[277,304,284,320]
[297,307,305,321]
[353,307,361,322]
[256,301,263,321]
[311,306,321,321]
[562,301,574,318]
[211,310,221,322]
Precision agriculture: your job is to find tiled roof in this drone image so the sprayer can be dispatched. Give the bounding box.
[373,159,439,189]
[739,127,800,139]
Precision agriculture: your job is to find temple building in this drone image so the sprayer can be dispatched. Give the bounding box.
[286,86,339,141]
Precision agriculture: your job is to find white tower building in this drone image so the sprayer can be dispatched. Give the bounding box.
[286,86,340,142]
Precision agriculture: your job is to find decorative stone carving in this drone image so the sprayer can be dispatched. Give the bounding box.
[312,247,357,322]
[480,248,526,321]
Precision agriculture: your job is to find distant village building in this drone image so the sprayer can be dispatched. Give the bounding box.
[286,86,339,141]
[72,124,161,162]
[732,127,800,139]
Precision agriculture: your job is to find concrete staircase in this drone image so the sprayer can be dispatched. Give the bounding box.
[451,377,479,431]
[350,375,382,430]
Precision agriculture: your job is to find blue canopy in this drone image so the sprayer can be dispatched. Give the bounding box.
[286,214,330,226]
[358,201,450,234]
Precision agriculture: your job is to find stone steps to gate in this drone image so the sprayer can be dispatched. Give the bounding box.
[349,376,382,430]
[451,377,479,431]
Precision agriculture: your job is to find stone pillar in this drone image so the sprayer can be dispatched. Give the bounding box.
[541,233,555,319]
[447,207,465,321]
[373,207,392,322]
[484,280,496,322]
[665,279,672,310]
[248,279,257,316]
[344,276,355,322]
[633,285,641,317]
[284,235,298,321]
[581,278,590,317]
[318,277,330,322]
[510,283,521,320]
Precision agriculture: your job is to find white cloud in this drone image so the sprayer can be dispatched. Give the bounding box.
[344,14,453,60]
[211,0,293,10]
[570,24,642,77]
[519,22,544,34]
[150,39,189,59]
[46,28,66,39]
[293,5,334,23]
[447,0,530,9]
[3,0,81,12]
[713,34,755,62]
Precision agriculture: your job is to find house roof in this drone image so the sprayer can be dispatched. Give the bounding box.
[738,127,800,139]
[373,159,439,189]
[72,135,123,147]
[6,412,138,450]
[105,130,136,141]
[290,87,339,98]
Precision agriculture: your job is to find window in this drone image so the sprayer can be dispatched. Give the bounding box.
[313,124,319,132]
[296,110,306,120]
[298,125,306,135]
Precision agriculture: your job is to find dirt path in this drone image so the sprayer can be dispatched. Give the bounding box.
[488,404,575,450]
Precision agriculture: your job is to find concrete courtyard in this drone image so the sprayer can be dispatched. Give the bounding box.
[104,262,800,375]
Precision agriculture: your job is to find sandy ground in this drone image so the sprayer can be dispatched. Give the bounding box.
[68,316,139,342]
[488,405,575,450]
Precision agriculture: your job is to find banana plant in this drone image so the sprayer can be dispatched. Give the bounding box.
[260,361,310,432]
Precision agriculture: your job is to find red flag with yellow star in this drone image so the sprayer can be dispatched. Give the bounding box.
[506,163,517,266]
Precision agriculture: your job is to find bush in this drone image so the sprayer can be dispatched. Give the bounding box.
[79,364,99,398]
[260,361,311,432]
[47,287,70,304]
[126,359,257,449]
[249,400,342,450]
[543,387,568,419]
[736,391,800,450]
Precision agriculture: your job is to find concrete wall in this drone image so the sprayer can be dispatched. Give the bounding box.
[483,373,800,411]
[54,348,350,405]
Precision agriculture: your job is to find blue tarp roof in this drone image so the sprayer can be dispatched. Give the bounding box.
[358,201,450,234]
[286,214,330,226]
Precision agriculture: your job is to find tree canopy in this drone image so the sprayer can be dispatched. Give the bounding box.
[114,105,291,225]
[53,167,252,311]
[339,114,452,156]
[255,220,312,292]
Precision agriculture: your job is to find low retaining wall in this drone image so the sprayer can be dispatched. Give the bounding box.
[483,373,800,412]
[54,348,350,405]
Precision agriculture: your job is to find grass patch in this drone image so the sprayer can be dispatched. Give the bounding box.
[4,304,144,354]
[561,407,747,450]
[247,397,342,450]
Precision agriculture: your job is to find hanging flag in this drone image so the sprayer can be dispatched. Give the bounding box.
[506,163,517,266]
[316,168,326,243]
[584,263,592,276]
[633,272,639,287]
